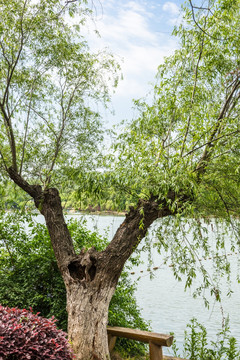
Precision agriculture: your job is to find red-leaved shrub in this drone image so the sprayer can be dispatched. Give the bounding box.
[0,305,75,359]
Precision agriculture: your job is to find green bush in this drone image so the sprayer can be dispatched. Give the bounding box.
[0,212,148,357]
[171,318,240,360]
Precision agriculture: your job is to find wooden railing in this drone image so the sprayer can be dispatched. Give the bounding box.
[107,326,187,360]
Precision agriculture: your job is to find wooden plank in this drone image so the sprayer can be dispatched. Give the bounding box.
[149,341,163,360]
[107,327,173,347]
[108,334,117,352]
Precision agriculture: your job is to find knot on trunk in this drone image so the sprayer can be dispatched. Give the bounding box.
[68,247,97,284]
[43,188,61,205]
[34,188,61,212]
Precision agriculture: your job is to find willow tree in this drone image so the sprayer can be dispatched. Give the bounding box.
[1,0,240,359]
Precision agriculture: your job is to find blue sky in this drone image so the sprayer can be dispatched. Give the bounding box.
[84,0,183,126]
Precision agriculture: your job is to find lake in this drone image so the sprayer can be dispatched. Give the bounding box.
[37,213,240,354]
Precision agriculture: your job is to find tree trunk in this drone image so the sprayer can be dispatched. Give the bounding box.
[66,277,116,360]
[63,243,120,359]
[37,188,117,359]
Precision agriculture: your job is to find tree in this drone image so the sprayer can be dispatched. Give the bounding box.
[0,0,240,359]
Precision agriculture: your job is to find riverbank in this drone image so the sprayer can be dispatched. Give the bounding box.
[64,209,126,216]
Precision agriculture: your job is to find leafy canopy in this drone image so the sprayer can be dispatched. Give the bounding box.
[112,0,240,215]
[0,0,119,191]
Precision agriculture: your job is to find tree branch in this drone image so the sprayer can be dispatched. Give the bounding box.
[183,129,239,158]
[0,2,29,172]
[180,35,204,157]
[195,79,240,176]
[213,185,240,241]
[20,86,35,175]
[0,104,18,171]
[0,40,11,67]
[2,15,25,106]
[7,166,76,272]
[188,0,223,40]
[45,80,81,185]
[29,106,58,138]
[102,195,174,279]
[7,166,42,199]
[57,0,78,17]
[155,116,174,166]
[0,149,8,172]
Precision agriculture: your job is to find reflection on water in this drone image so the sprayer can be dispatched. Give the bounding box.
[35,213,240,352]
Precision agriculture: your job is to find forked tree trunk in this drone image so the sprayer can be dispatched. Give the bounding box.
[36,188,119,358]
[8,168,173,359]
[44,191,172,359]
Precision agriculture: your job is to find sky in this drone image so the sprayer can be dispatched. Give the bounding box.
[84,0,183,126]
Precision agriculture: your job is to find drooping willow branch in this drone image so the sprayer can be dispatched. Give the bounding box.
[194,79,240,177]
[180,35,205,157]
[0,104,18,171]
[188,0,223,41]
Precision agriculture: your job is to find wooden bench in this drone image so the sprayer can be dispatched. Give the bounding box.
[107,326,174,360]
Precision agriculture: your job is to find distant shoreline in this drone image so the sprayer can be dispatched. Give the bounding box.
[64,209,127,217]
[4,208,127,216]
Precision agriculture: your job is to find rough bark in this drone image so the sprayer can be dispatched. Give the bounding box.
[7,167,76,271]
[39,187,76,272]
[102,194,175,279]
[66,263,117,360]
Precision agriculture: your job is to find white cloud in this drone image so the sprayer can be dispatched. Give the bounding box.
[123,1,147,14]
[162,1,182,26]
[84,0,178,123]
[96,3,156,45]
[162,1,179,15]
[116,41,176,97]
